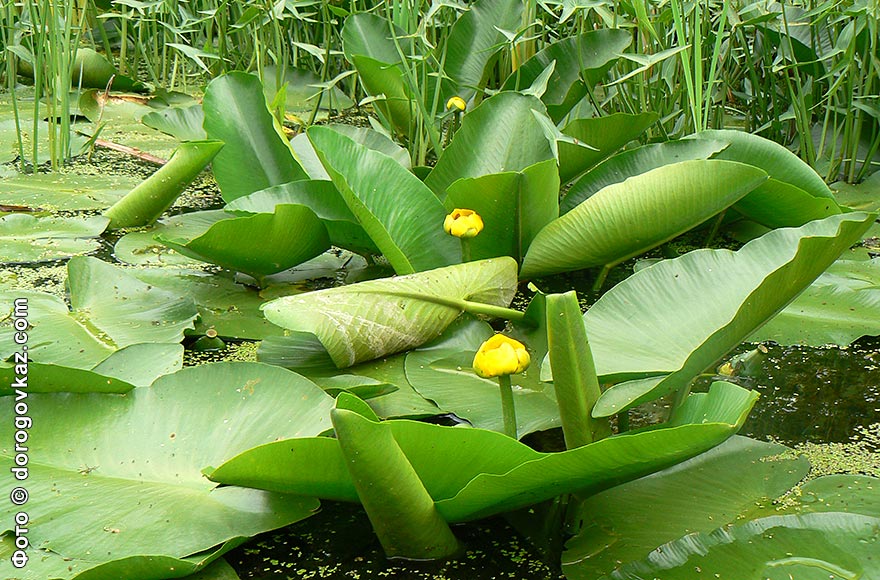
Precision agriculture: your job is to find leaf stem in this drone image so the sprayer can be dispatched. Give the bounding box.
[498,374,518,439]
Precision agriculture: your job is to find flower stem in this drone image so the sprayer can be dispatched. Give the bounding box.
[460,238,471,263]
[498,375,517,439]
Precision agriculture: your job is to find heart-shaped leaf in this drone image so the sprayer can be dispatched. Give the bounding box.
[0,362,330,579]
[0,257,198,369]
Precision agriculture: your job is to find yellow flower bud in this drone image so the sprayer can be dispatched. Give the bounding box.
[446,96,467,112]
[443,209,484,239]
[473,334,530,378]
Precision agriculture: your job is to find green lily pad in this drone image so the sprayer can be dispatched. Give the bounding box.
[142,103,207,141]
[750,257,880,346]
[0,257,198,369]
[0,172,139,211]
[564,439,879,579]
[130,268,293,340]
[0,362,330,579]
[0,214,109,263]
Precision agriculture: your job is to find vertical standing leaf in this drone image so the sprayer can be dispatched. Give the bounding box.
[546,292,609,448]
[426,93,555,199]
[308,125,459,274]
[203,72,308,202]
[331,394,460,559]
[445,159,559,263]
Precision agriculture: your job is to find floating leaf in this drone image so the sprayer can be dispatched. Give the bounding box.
[259,65,354,116]
[0,257,198,369]
[0,214,108,263]
[0,363,330,579]
[0,171,139,211]
[750,257,880,346]
[561,436,811,579]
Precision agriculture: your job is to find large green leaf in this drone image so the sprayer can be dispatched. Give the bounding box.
[502,29,632,123]
[0,363,328,579]
[142,104,207,141]
[18,47,146,92]
[0,343,182,395]
[688,130,837,210]
[404,316,561,436]
[546,291,609,448]
[444,158,559,263]
[0,257,198,369]
[261,258,518,368]
[289,124,411,181]
[732,177,843,228]
[750,257,880,346]
[203,72,307,202]
[442,0,522,101]
[210,381,756,523]
[155,205,330,282]
[582,212,876,416]
[425,92,555,199]
[341,15,416,135]
[557,112,658,185]
[521,160,769,278]
[307,125,458,273]
[560,139,729,213]
[225,179,380,256]
[0,214,108,263]
[562,436,811,580]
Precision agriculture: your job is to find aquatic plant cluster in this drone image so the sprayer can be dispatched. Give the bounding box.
[0,1,879,579]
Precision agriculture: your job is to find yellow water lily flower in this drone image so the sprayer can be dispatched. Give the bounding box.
[446,96,467,112]
[473,334,530,378]
[444,209,484,239]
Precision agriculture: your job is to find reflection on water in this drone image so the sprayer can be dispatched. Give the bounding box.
[721,337,880,444]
